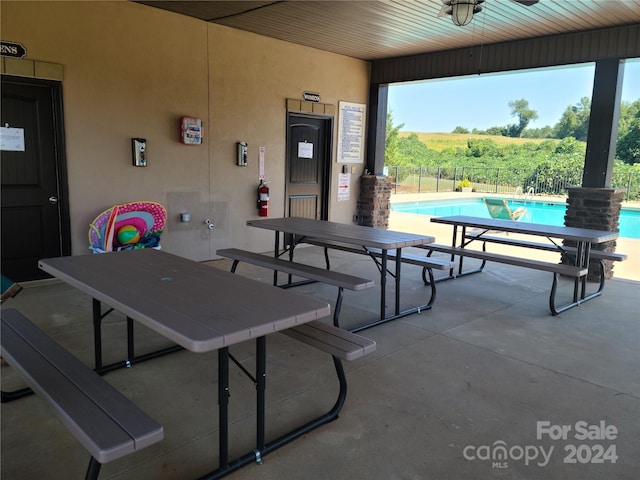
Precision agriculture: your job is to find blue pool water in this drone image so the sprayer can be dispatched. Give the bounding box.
[391,198,640,239]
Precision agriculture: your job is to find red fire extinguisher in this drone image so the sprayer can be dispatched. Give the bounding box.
[257,180,269,217]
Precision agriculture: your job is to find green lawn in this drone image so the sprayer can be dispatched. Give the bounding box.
[399,132,556,152]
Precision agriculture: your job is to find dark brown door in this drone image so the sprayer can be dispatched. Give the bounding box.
[1,76,70,281]
[286,114,331,220]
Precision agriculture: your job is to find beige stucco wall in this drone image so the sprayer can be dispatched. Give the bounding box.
[1,0,370,260]
[208,24,370,252]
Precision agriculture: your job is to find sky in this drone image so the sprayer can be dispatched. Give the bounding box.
[388,59,640,133]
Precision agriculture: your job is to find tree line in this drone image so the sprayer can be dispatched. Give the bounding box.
[385,97,640,198]
[452,98,639,164]
[390,97,639,165]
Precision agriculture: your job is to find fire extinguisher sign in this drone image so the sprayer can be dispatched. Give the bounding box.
[259,146,266,180]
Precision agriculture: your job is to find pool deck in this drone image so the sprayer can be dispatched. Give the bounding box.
[390,192,639,282]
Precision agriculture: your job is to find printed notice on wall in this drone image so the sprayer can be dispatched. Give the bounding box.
[259,146,266,180]
[337,101,366,164]
[337,173,350,201]
[0,126,25,152]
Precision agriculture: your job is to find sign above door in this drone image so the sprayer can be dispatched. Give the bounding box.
[302,91,321,103]
[0,41,27,59]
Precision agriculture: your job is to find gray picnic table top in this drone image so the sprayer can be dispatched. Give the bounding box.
[430,215,618,244]
[39,249,331,353]
[247,216,435,249]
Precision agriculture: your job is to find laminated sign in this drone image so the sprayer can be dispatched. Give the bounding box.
[337,101,366,164]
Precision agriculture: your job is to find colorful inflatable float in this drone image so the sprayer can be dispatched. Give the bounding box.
[89,201,167,253]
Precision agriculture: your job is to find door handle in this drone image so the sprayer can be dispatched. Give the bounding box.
[48,196,58,205]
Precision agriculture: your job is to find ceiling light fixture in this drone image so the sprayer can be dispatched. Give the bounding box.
[444,0,485,27]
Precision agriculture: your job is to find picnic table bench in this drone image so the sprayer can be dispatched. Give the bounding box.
[282,319,376,360]
[416,242,588,315]
[1,308,164,480]
[214,249,376,361]
[216,248,374,326]
[462,232,627,297]
[463,232,623,255]
[465,232,627,265]
[300,238,455,315]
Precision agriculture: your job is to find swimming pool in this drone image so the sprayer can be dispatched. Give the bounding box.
[391,198,640,239]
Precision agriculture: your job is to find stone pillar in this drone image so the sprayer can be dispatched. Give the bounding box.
[358,175,392,228]
[564,187,623,280]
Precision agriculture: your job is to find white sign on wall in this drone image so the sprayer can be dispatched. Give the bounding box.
[337,173,350,201]
[337,101,366,164]
[259,146,266,180]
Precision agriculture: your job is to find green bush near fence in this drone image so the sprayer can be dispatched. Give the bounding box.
[388,133,640,199]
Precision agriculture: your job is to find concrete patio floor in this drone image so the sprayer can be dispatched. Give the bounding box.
[1,217,638,479]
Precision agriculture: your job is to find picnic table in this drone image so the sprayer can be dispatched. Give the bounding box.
[37,249,374,478]
[246,217,447,331]
[426,215,620,314]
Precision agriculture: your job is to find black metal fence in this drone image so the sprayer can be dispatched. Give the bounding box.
[386,165,640,201]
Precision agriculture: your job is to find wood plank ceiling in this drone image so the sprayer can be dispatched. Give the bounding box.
[136,1,640,61]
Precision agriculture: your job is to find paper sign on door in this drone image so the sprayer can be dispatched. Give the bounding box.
[298,142,313,159]
[0,126,25,152]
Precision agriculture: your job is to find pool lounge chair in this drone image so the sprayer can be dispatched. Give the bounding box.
[1,274,22,303]
[484,198,527,221]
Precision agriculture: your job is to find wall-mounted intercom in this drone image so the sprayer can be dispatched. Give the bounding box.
[236,142,248,166]
[132,138,147,167]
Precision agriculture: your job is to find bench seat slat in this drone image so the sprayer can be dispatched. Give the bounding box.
[561,247,626,262]
[1,324,135,463]
[218,250,377,360]
[3,311,163,451]
[464,233,627,262]
[217,248,374,291]
[464,234,558,252]
[1,309,163,464]
[282,320,376,361]
[418,244,587,277]
[303,238,454,270]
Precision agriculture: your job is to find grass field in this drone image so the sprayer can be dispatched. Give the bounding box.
[399,132,558,152]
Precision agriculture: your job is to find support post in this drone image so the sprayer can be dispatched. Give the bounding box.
[357,175,392,228]
[564,187,623,280]
[583,58,624,188]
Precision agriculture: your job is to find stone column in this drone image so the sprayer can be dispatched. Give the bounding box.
[564,187,623,280]
[358,175,392,228]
